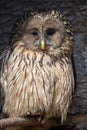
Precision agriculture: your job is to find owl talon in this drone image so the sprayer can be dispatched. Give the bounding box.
[35,110,45,117]
[24,112,31,117]
[35,111,45,123]
[24,110,45,118]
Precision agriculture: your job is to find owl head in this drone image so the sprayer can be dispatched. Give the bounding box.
[10,9,74,57]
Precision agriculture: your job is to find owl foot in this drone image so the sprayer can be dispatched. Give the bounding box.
[24,111,45,123]
[34,110,45,117]
[24,111,31,117]
[24,110,45,118]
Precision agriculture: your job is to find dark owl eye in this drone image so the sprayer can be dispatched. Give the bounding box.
[46,28,56,36]
[30,29,38,36]
[31,31,38,36]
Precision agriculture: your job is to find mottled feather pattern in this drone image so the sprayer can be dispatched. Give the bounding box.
[1,41,74,121]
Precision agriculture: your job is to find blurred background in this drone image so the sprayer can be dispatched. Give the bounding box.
[0,0,87,129]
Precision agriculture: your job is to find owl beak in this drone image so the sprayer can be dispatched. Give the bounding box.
[40,40,45,50]
[35,38,51,50]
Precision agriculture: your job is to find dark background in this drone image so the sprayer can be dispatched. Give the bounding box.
[0,0,87,129]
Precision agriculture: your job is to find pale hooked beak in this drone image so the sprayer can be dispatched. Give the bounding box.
[40,39,45,50]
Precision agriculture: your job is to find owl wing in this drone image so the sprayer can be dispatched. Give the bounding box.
[0,45,10,115]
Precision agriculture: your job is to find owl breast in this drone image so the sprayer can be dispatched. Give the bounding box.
[1,44,74,122]
[1,45,56,117]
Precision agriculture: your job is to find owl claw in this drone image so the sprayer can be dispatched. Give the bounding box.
[24,110,45,118]
[24,111,31,117]
[35,111,45,123]
[35,110,45,118]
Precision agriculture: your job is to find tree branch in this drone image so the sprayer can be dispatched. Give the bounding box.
[0,117,40,128]
[0,114,87,128]
[0,117,60,128]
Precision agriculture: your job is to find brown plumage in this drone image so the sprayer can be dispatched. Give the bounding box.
[0,9,74,130]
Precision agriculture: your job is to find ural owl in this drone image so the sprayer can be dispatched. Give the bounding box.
[0,9,74,130]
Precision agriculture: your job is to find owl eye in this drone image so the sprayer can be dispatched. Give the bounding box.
[31,31,38,36]
[30,29,38,36]
[46,28,56,36]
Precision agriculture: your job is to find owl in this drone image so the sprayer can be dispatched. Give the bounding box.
[0,9,74,130]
